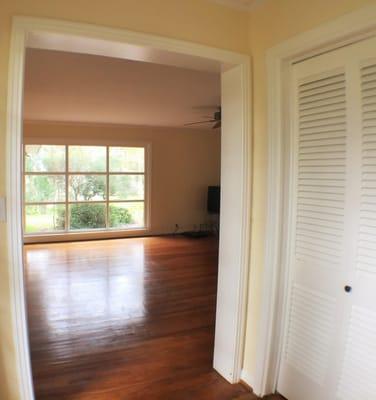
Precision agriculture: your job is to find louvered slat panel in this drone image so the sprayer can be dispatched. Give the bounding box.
[336,62,376,400]
[300,108,346,122]
[358,64,376,273]
[299,165,345,173]
[281,36,376,400]
[300,124,346,136]
[299,158,346,167]
[299,73,344,91]
[295,72,346,270]
[298,203,344,215]
[288,71,345,378]
[285,285,336,384]
[296,230,343,245]
[300,103,346,119]
[299,88,345,106]
[300,99,346,114]
[300,137,346,147]
[337,307,376,399]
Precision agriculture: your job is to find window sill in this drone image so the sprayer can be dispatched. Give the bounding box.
[23,227,150,244]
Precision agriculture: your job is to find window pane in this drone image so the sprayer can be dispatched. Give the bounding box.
[109,147,144,172]
[109,202,144,228]
[25,204,66,233]
[109,175,144,200]
[69,146,106,172]
[69,203,106,230]
[69,175,106,201]
[25,145,65,172]
[25,175,65,203]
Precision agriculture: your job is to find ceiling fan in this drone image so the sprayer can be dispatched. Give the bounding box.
[184,106,221,129]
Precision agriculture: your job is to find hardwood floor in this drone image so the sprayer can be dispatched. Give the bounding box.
[25,236,249,400]
[235,395,284,400]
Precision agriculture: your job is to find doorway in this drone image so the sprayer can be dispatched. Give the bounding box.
[6,17,251,400]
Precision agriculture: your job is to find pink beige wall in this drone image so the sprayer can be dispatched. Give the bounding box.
[24,122,221,239]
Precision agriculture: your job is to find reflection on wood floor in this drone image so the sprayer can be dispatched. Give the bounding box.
[25,236,249,400]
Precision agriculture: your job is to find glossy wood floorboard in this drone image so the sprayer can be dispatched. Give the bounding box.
[25,236,249,400]
[234,395,285,400]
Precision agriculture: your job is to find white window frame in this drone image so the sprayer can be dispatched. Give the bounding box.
[23,143,150,237]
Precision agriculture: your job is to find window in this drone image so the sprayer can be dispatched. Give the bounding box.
[24,144,147,235]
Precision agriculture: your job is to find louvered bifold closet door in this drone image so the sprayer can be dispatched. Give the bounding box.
[277,57,349,400]
[336,58,376,400]
[277,36,376,400]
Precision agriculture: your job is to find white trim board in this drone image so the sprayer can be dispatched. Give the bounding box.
[256,3,376,397]
[6,17,251,400]
[240,369,257,390]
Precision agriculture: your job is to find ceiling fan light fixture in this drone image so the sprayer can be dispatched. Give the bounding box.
[184,106,221,129]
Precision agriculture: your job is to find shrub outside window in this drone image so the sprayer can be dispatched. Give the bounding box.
[24,144,147,234]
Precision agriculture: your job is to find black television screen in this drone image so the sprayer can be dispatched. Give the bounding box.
[207,186,220,214]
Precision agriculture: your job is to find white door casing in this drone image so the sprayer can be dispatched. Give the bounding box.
[214,65,250,380]
[6,17,251,400]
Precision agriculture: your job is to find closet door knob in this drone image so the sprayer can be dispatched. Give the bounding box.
[344,285,352,293]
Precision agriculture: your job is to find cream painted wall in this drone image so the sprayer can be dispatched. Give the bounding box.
[23,122,221,239]
[243,0,376,383]
[2,0,376,399]
[0,2,248,399]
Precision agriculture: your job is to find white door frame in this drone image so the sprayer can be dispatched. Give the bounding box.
[255,3,376,397]
[6,17,251,400]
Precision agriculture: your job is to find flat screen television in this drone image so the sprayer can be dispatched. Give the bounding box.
[207,186,220,214]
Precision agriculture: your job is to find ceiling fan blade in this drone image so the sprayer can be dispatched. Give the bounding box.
[212,121,221,129]
[184,120,216,126]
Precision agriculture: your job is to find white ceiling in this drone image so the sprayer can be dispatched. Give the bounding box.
[23,49,221,129]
